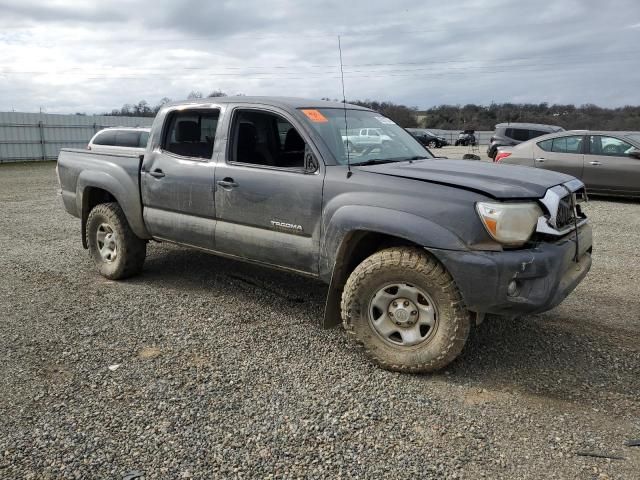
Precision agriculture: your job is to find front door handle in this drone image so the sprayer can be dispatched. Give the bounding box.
[535,157,545,163]
[148,169,165,178]
[217,178,238,189]
[589,161,602,166]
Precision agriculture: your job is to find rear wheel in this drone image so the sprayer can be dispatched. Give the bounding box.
[341,247,470,372]
[428,140,437,148]
[86,202,146,280]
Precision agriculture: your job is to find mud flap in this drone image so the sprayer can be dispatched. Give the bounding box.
[321,280,343,329]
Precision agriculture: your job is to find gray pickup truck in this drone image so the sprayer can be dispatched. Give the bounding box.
[57,97,592,372]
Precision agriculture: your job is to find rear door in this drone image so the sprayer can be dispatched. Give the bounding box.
[213,106,323,274]
[140,107,221,249]
[533,134,585,179]
[583,135,640,195]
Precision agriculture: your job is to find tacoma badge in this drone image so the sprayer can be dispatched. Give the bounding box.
[270,220,303,232]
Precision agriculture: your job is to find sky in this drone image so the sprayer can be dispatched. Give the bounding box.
[1,0,639,114]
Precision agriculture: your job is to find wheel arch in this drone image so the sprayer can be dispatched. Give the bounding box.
[320,205,467,328]
[76,170,150,248]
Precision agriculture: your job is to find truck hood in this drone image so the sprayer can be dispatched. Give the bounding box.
[357,159,575,199]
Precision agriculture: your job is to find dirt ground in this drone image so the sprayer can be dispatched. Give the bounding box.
[0,161,638,479]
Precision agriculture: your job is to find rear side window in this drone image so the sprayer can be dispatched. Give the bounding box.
[162,109,220,159]
[528,130,549,139]
[92,130,116,146]
[537,139,553,151]
[510,129,530,141]
[551,136,583,154]
[115,131,140,147]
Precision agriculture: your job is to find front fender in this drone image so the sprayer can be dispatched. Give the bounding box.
[320,205,467,280]
[319,205,468,329]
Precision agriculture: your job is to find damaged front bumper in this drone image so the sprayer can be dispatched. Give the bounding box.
[428,223,592,316]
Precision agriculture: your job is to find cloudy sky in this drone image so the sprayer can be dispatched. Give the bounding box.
[1,0,639,114]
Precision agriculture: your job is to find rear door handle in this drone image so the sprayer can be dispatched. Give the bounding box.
[535,158,545,163]
[589,161,602,166]
[148,169,165,178]
[217,178,238,189]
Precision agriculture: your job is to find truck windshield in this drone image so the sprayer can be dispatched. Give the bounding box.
[300,108,432,165]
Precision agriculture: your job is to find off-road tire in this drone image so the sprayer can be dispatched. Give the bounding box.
[341,247,470,372]
[86,202,146,280]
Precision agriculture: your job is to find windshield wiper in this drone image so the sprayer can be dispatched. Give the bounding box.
[351,158,398,166]
[403,156,431,161]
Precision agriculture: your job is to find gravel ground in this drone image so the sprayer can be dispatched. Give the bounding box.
[1,162,639,479]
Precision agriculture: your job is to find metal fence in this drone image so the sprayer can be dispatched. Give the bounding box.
[0,111,494,164]
[0,112,154,163]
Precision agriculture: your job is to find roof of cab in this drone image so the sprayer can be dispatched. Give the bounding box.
[164,96,373,112]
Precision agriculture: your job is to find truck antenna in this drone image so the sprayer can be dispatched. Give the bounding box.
[338,35,352,178]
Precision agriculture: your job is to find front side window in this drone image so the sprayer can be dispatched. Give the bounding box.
[301,108,431,165]
[551,135,583,154]
[162,109,219,159]
[589,135,634,156]
[231,109,306,169]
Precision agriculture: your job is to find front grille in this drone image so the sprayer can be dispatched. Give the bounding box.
[536,180,588,236]
[555,196,576,230]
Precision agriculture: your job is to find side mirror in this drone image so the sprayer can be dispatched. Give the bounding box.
[628,147,640,159]
[304,146,319,173]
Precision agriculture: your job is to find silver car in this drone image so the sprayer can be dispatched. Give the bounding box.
[496,130,640,198]
[87,127,150,155]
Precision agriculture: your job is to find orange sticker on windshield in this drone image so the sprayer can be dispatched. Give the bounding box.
[302,109,328,123]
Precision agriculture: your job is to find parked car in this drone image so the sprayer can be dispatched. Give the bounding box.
[454,129,476,146]
[406,128,448,148]
[496,130,640,197]
[57,96,592,373]
[88,127,150,155]
[487,123,564,159]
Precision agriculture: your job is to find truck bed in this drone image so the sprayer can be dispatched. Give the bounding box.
[57,148,148,239]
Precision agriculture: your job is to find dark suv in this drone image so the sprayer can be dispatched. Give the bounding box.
[406,128,448,148]
[487,123,564,159]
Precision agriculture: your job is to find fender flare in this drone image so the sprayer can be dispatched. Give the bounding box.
[76,170,150,246]
[320,205,468,328]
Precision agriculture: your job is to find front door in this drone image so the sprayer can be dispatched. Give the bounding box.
[214,107,323,274]
[533,134,585,179]
[141,108,220,249]
[583,135,640,195]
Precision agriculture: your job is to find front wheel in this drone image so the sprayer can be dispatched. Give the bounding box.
[427,140,437,148]
[341,247,470,372]
[86,202,146,280]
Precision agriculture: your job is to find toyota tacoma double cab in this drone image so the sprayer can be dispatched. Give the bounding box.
[57,97,592,373]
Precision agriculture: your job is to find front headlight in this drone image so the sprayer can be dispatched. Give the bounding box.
[476,202,543,246]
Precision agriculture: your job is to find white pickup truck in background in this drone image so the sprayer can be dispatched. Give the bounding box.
[342,128,392,152]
